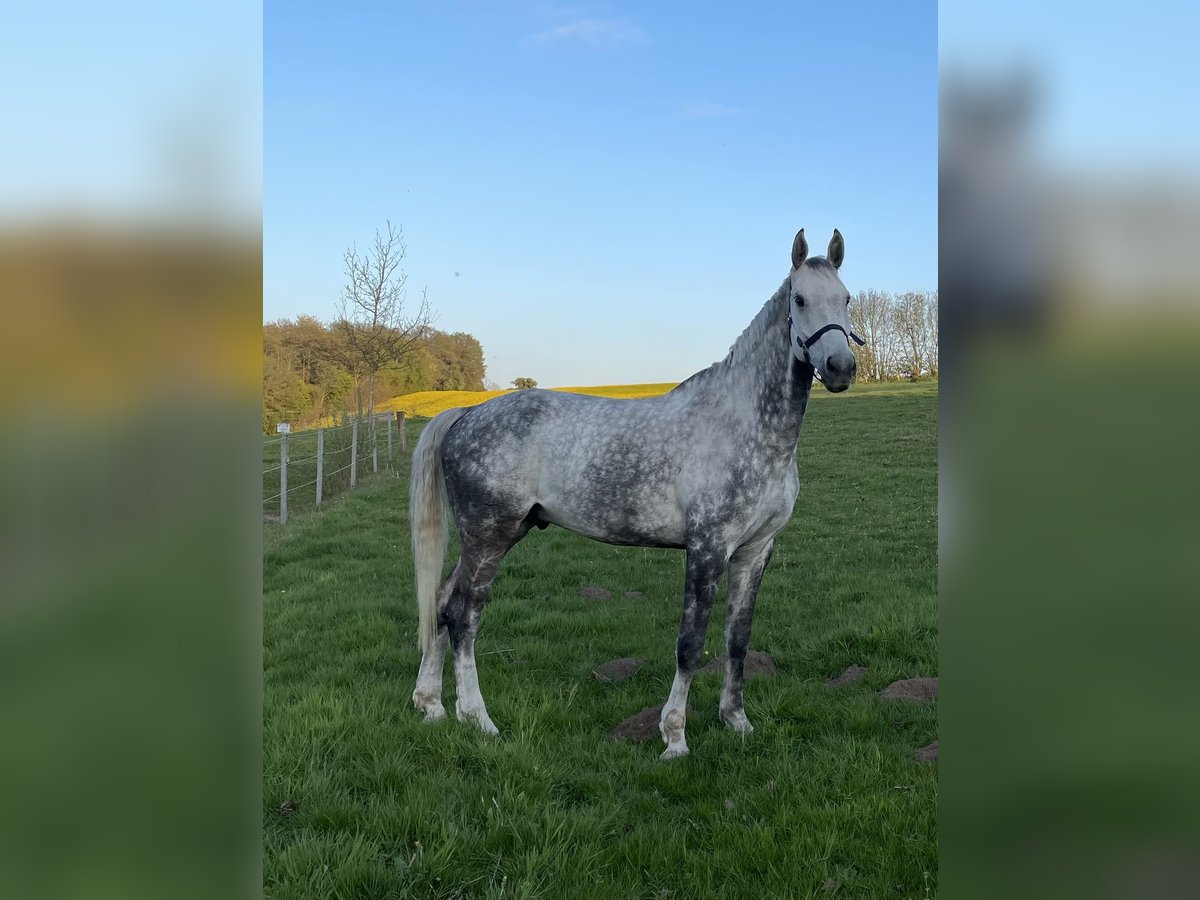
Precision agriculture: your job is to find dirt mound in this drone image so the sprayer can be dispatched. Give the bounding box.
[825,664,868,687]
[580,585,612,600]
[592,658,646,683]
[913,740,939,762]
[880,677,938,703]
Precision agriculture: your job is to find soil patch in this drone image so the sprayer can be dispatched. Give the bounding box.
[592,658,646,683]
[826,664,869,687]
[880,677,938,703]
[913,740,939,762]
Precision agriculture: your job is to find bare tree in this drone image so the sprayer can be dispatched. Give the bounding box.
[924,290,939,376]
[892,291,930,377]
[850,289,897,382]
[334,222,433,417]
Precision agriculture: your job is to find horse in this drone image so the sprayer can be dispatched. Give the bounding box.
[409,228,860,759]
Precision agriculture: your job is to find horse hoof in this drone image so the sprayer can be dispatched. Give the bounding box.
[660,745,689,762]
[457,706,500,736]
[421,705,447,723]
[721,711,754,734]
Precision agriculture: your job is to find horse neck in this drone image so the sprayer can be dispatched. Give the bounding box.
[710,279,814,451]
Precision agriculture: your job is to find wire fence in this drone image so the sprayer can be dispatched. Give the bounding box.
[263,412,411,524]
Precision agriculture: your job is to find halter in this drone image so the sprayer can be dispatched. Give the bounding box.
[787,315,866,366]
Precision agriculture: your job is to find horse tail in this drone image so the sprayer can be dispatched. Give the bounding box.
[410,406,469,654]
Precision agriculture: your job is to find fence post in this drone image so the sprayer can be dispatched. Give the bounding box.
[372,416,379,474]
[278,425,289,525]
[315,428,324,507]
[351,420,359,488]
[397,411,407,451]
[386,415,393,467]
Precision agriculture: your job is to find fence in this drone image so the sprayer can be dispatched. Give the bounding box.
[263,412,408,524]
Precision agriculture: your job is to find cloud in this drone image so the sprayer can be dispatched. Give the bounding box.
[681,102,744,120]
[525,18,647,48]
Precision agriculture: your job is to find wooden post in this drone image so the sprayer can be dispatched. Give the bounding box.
[278,426,289,525]
[350,420,359,488]
[315,428,324,507]
[371,416,379,474]
[397,411,407,451]
[386,415,393,466]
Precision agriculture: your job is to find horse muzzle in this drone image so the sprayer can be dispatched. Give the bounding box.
[819,350,856,392]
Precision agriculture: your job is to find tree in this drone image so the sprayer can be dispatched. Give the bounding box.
[428,331,486,391]
[849,289,897,382]
[512,377,537,389]
[334,222,433,417]
[924,290,939,376]
[892,291,930,377]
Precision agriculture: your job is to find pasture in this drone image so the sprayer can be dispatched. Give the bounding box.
[264,381,937,899]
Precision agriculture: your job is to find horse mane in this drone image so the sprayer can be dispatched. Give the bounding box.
[670,277,790,394]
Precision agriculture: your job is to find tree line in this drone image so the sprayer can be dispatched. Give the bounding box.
[264,222,488,431]
[849,290,938,381]
[263,318,485,430]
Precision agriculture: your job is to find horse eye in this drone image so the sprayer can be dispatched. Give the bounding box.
[794,295,805,307]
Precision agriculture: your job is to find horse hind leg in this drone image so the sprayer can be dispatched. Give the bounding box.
[411,564,459,722]
[442,531,525,734]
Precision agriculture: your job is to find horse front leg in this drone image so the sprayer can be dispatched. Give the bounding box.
[720,538,773,734]
[660,543,727,760]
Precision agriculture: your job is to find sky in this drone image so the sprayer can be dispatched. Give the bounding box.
[264,1,937,388]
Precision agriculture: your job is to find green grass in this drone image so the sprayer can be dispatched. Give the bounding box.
[264,381,937,899]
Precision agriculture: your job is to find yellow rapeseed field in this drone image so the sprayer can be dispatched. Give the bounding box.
[376,383,680,418]
[374,379,935,418]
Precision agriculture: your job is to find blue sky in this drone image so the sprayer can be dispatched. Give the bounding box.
[265,1,937,387]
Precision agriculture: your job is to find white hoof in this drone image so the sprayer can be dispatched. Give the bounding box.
[660,744,689,761]
[421,704,447,723]
[413,689,445,722]
[457,704,500,736]
[720,709,755,734]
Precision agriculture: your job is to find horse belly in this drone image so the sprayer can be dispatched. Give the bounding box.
[537,474,685,549]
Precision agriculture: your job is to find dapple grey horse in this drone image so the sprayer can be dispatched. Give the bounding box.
[410,228,859,759]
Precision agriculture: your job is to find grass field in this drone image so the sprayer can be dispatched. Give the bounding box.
[264,380,938,899]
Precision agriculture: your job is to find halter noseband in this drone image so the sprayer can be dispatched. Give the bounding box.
[787,315,866,364]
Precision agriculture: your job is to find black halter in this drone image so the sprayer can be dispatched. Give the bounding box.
[788,315,866,356]
[787,315,865,384]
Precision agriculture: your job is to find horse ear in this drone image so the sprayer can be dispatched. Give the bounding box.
[791,229,808,270]
[828,229,845,268]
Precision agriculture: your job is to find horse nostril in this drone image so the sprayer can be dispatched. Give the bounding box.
[826,355,844,374]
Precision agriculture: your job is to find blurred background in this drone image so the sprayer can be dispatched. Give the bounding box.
[940,1,1200,897]
[0,2,261,898]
